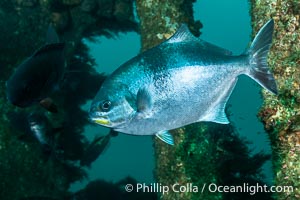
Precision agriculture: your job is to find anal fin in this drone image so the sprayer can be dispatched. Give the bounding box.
[202,78,238,124]
[210,104,229,124]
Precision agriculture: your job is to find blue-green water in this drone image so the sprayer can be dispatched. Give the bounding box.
[70,0,273,192]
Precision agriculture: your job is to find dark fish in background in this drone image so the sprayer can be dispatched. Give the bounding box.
[80,130,116,167]
[28,112,64,157]
[27,112,55,153]
[6,25,65,112]
[7,110,62,155]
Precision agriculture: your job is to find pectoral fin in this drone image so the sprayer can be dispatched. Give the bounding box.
[136,87,152,118]
[156,130,174,145]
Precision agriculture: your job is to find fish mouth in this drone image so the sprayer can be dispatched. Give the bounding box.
[89,114,111,126]
[93,118,111,126]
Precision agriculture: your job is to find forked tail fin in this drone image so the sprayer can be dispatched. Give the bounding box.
[248,19,278,95]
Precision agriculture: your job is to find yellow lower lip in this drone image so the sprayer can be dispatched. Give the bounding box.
[94,118,111,125]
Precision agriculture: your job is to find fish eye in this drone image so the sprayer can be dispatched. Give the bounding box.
[100,100,111,111]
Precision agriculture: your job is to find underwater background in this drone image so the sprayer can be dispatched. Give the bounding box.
[0,0,299,200]
[72,0,273,190]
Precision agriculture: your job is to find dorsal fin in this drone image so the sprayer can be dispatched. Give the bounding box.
[33,43,65,57]
[166,24,232,55]
[166,24,197,43]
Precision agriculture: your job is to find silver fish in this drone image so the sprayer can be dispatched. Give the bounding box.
[89,20,277,145]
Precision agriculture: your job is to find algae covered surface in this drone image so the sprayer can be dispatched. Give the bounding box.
[251,0,300,199]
